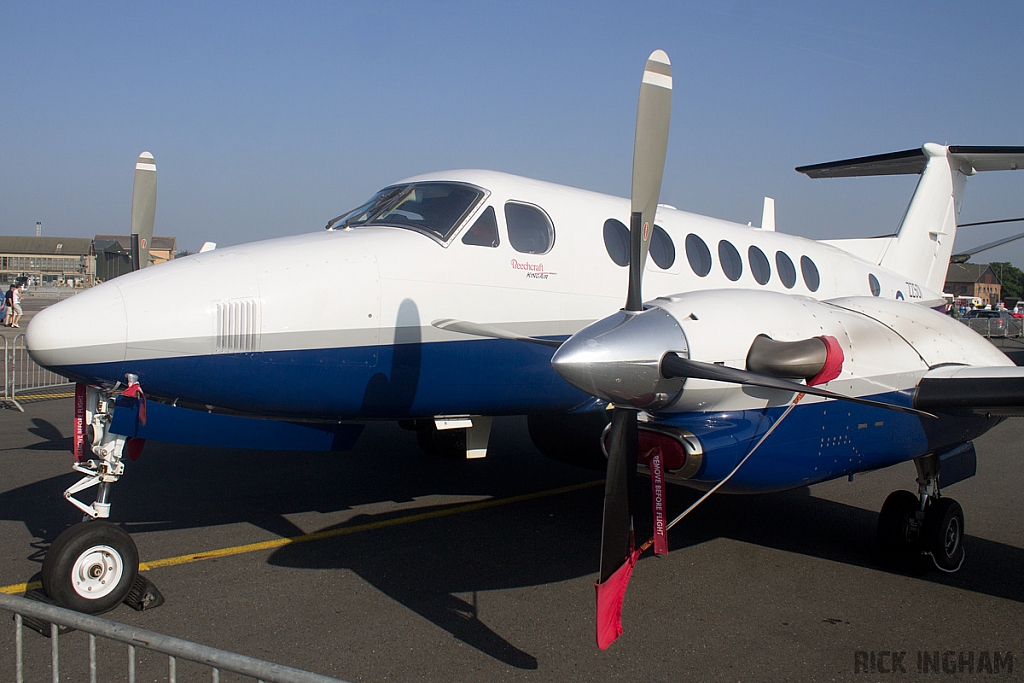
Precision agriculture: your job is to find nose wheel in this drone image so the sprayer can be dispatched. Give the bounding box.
[42,521,140,614]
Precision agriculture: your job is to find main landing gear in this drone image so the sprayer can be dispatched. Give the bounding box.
[877,453,965,573]
[41,380,163,614]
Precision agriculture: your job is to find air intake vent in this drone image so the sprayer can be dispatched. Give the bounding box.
[215,299,262,353]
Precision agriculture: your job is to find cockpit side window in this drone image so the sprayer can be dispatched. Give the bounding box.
[372,183,483,241]
[505,201,554,254]
[462,206,500,247]
[327,182,485,242]
[325,186,405,230]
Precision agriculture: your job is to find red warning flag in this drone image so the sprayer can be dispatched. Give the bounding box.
[73,383,87,462]
[649,447,668,555]
[122,381,147,426]
[125,437,146,462]
[595,548,641,649]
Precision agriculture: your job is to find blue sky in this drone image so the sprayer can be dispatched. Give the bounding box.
[2,1,1023,264]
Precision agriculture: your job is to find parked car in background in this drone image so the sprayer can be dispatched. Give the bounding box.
[962,309,1022,337]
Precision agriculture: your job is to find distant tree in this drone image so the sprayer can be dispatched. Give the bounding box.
[174,249,193,259]
[990,261,1024,300]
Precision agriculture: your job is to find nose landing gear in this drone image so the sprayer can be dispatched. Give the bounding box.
[876,453,965,573]
[42,380,162,614]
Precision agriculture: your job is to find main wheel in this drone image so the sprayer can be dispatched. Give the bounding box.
[42,521,139,614]
[877,490,922,565]
[922,497,965,572]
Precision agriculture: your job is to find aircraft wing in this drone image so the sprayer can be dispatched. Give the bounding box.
[914,365,1024,416]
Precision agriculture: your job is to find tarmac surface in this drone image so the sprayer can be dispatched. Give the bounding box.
[1,397,1022,682]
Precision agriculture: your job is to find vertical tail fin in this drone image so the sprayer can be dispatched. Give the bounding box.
[798,144,1024,293]
[878,144,966,293]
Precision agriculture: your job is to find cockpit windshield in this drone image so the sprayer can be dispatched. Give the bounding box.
[326,182,485,242]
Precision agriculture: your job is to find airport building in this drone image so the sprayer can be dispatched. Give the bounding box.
[0,236,96,287]
[0,234,177,287]
[94,235,177,282]
[944,262,1003,307]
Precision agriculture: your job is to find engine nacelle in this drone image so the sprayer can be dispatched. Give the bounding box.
[553,289,1007,416]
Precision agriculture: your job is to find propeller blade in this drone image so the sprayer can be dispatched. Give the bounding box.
[131,151,157,270]
[431,318,562,348]
[625,50,672,312]
[599,407,639,582]
[661,354,936,419]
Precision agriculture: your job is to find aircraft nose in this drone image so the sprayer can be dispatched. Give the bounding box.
[26,282,128,377]
[550,307,688,410]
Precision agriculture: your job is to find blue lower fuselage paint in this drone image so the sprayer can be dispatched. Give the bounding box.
[659,395,999,493]
[52,339,1000,493]
[53,338,587,419]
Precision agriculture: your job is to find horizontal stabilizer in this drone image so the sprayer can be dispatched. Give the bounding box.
[797,145,1024,178]
[914,365,1024,416]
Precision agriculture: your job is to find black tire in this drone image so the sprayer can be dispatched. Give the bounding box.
[527,412,610,470]
[877,490,922,565]
[922,497,965,571]
[42,521,139,614]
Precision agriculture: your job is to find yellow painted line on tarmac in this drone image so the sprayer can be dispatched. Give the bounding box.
[1,479,602,595]
[8,391,76,401]
[3,580,40,594]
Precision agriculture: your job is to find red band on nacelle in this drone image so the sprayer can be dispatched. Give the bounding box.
[73,383,87,462]
[809,335,844,386]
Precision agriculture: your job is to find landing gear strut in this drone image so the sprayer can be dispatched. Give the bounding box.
[876,453,964,572]
[42,380,159,613]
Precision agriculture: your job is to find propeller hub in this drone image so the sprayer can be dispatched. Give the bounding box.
[551,307,687,410]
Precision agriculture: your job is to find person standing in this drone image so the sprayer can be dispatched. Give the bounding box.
[9,283,24,328]
[3,284,13,327]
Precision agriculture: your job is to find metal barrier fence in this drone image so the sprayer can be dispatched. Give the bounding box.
[20,287,81,304]
[2,334,74,412]
[0,592,351,683]
[959,316,1024,338]
[2,336,8,409]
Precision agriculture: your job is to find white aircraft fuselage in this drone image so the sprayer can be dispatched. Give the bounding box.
[20,45,1024,635]
[25,156,1018,494]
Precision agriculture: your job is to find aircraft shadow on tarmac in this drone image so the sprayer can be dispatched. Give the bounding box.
[11,418,72,452]
[4,417,1023,668]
